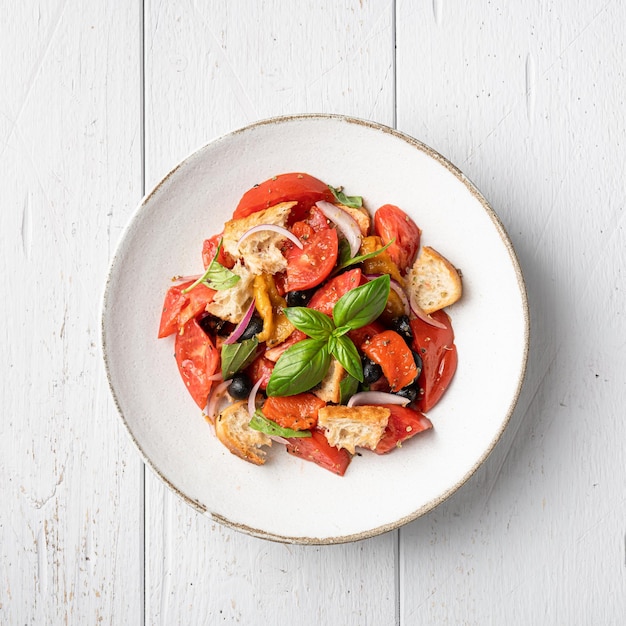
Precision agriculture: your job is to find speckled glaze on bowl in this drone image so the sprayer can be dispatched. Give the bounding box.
[101,114,529,544]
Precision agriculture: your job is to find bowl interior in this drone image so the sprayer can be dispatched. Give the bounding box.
[102,115,528,543]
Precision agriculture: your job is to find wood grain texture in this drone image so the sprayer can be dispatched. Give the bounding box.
[0,2,143,623]
[396,0,626,623]
[3,0,626,623]
[144,2,398,624]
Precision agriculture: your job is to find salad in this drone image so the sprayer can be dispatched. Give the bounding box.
[157,173,462,475]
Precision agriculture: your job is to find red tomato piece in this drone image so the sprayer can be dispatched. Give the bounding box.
[346,320,385,351]
[374,405,433,454]
[177,283,216,328]
[306,205,330,231]
[410,310,458,412]
[245,354,275,391]
[290,221,315,242]
[285,429,352,476]
[233,173,335,220]
[285,228,338,291]
[307,268,362,316]
[361,330,418,392]
[158,281,194,338]
[158,281,215,338]
[202,233,235,269]
[374,204,421,274]
[263,393,326,431]
[174,318,219,409]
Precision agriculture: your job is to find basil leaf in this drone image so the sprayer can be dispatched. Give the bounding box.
[333,274,390,330]
[339,374,359,405]
[201,262,240,290]
[249,410,312,438]
[329,185,363,208]
[329,334,363,382]
[221,337,258,379]
[283,307,334,340]
[266,338,331,397]
[337,238,353,267]
[335,238,394,272]
[183,239,240,292]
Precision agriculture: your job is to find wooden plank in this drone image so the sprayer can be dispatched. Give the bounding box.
[396,1,626,623]
[143,1,398,623]
[0,1,143,623]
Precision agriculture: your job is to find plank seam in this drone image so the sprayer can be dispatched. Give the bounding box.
[140,0,147,624]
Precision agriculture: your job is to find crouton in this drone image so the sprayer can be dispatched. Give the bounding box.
[215,400,272,465]
[317,405,390,454]
[406,246,462,314]
[312,358,346,404]
[205,261,255,323]
[222,201,296,275]
[337,203,371,236]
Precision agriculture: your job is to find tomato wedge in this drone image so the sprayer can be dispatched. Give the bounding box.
[263,393,326,431]
[174,318,219,409]
[307,268,362,316]
[410,309,457,412]
[245,354,275,391]
[361,330,418,392]
[374,405,433,454]
[201,233,235,269]
[285,227,338,291]
[306,205,330,231]
[285,428,352,476]
[374,204,421,274]
[158,281,215,338]
[233,173,335,220]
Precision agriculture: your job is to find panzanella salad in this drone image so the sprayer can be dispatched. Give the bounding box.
[158,173,462,475]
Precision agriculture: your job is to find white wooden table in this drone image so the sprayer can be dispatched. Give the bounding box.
[2,1,625,623]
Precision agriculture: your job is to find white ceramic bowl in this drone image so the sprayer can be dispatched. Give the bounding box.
[101,114,529,544]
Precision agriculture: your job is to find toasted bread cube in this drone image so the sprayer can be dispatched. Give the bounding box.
[406,246,462,314]
[215,400,272,465]
[205,261,255,323]
[222,201,296,275]
[312,358,346,404]
[318,405,390,454]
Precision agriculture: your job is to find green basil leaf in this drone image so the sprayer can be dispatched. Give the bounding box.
[329,334,363,382]
[335,238,395,272]
[332,325,351,338]
[249,410,312,438]
[329,185,363,209]
[220,337,258,379]
[337,238,353,267]
[266,338,331,397]
[201,263,240,290]
[333,274,390,330]
[339,374,359,405]
[183,239,240,292]
[283,307,334,340]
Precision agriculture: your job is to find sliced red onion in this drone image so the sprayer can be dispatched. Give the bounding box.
[409,293,448,329]
[171,274,203,282]
[206,379,232,422]
[315,201,362,257]
[247,377,264,417]
[237,224,303,249]
[223,298,256,345]
[269,435,289,445]
[208,372,224,381]
[347,391,410,408]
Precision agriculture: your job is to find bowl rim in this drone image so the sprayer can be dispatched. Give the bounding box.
[101,113,530,545]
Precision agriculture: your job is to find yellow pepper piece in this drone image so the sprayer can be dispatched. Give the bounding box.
[253,274,294,346]
[360,236,405,285]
